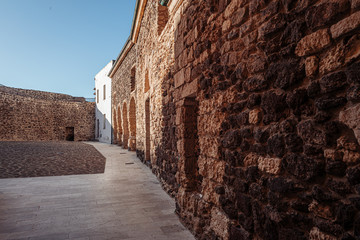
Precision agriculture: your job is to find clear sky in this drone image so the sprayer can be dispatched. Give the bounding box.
[0,0,136,98]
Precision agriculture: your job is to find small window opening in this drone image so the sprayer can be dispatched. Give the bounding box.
[97,89,99,103]
[103,114,106,129]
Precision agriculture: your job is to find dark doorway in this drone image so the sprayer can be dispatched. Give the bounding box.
[65,127,74,141]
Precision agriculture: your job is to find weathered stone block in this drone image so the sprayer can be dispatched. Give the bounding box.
[266,59,304,90]
[268,176,295,193]
[244,153,259,167]
[346,61,360,84]
[286,89,308,111]
[249,108,261,124]
[295,29,331,57]
[243,75,268,92]
[315,96,347,110]
[326,159,347,177]
[319,71,347,93]
[330,11,360,39]
[339,104,360,145]
[309,227,337,240]
[319,41,346,75]
[347,85,360,101]
[232,8,247,26]
[352,0,360,8]
[174,69,186,88]
[221,129,242,149]
[305,56,319,77]
[335,202,356,229]
[267,134,285,157]
[258,14,286,40]
[222,19,232,33]
[284,153,324,180]
[210,208,230,239]
[258,156,282,174]
[346,166,360,185]
[224,0,242,19]
[281,19,306,46]
[229,225,250,240]
[298,120,327,145]
[305,0,349,29]
[284,133,303,152]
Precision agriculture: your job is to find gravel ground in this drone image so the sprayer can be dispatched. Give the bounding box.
[0,141,106,178]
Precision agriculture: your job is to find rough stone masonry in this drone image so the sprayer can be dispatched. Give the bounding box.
[112,0,360,239]
[0,86,95,141]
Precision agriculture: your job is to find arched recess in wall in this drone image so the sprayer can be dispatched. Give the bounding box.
[131,67,136,92]
[129,97,137,151]
[113,108,118,144]
[117,105,123,145]
[122,102,129,149]
[145,98,150,162]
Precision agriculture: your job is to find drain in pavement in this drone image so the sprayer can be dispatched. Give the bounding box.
[125,162,134,165]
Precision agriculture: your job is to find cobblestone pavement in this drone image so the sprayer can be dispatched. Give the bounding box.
[0,141,106,178]
[0,142,195,240]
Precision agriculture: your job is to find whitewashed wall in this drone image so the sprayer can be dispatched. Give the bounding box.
[95,60,113,143]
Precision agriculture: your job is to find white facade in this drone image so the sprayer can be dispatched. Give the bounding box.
[95,60,114,143]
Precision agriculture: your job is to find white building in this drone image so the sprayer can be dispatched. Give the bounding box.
[95,60,114,143]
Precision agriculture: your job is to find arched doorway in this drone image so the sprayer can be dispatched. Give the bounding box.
[129,97,136,151]
[113,109,118,144]
[117,105,123,145]
[122,102,129,149]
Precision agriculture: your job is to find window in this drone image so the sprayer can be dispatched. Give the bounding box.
[103,85,106,100]
[97,89,99,103]
[103,114,106,129]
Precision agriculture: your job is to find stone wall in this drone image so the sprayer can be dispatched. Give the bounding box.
[112,0,360,239]
[111,44,136,148]
[172,0,360,239]
[0,86,95,141]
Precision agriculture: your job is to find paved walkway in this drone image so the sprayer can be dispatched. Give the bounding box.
[0,142,195,240]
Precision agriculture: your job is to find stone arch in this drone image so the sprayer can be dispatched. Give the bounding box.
[117,105,122,145]
[122,102,129,149]
[129,97,137,151]
[113,108,118,144]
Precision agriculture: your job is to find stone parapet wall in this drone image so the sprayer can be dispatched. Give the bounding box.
[0,86,86,102]
[0,87,94,141]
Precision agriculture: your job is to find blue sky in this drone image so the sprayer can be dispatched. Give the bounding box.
[0,0,136,98]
